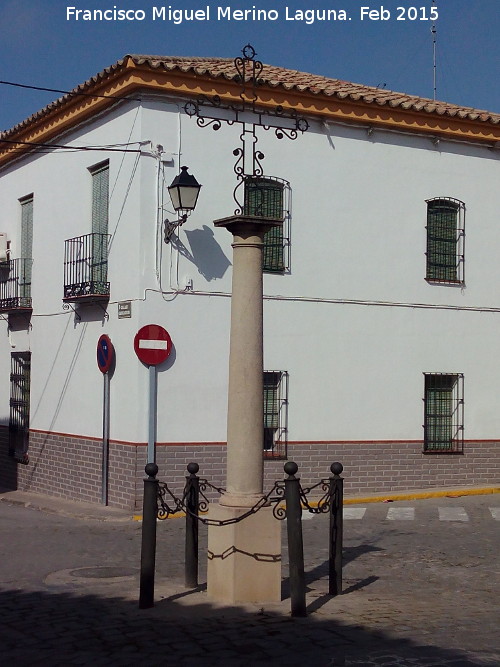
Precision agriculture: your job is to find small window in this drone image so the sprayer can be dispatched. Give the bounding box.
[425,198,465,284]
[243,177,289,273]
[263,370,288,459]
[423,373,464,453]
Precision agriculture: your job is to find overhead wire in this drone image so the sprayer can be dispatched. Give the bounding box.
[0,137,147,153]
[0,79,141,102]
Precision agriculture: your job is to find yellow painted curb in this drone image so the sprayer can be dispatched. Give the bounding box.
[133,511,186,521]
[342,487,500,505]
[132,487,500,520]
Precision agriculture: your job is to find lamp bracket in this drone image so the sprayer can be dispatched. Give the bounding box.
[164,214,188,243]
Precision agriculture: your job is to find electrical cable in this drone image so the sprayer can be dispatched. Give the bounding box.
[0,79,141,102]
[0,137,146,153]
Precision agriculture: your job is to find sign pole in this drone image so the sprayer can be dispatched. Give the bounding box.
[133,325,173,466]
[97,334,114,506]
[102,372,110,505]
[147,364,157,464]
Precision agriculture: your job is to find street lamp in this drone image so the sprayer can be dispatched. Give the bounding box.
[165,166,202,241]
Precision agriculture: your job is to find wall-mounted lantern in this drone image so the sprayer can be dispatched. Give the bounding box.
[164,166,202,242]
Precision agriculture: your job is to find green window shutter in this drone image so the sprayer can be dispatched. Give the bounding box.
[426,386,453,450]
[20,196,33,299]
[264,372,281,429]
[243,178,285,272]
[426,200,459,282]
[263,370,288,457]
[90,162,109,285]
[244,178,283,218]
[20,197,33,260]
[91,162,109,236]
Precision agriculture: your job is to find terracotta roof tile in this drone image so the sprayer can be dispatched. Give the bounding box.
[2,53,500,140]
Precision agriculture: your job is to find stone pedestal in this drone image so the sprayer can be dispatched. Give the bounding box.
[207,504,281,603]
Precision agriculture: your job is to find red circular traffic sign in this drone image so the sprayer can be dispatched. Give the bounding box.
[97,334,114,374]
[134,325,172,366]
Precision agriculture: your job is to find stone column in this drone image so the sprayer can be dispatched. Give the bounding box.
[207,215,282,604]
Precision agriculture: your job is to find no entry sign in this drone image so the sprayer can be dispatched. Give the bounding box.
[134,325,172,366]
[97,334,114,374]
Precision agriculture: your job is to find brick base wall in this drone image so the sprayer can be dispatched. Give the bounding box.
[264,441,500,495]
[0,428,498,513]
[0,428,139,510]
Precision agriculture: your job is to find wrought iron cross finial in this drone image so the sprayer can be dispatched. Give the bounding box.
[184,45,308,213]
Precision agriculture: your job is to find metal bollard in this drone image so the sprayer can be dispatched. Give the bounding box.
[185,462,200,589]
[329,462,344,596]
[284,461,307,617]
[139,463,159,609]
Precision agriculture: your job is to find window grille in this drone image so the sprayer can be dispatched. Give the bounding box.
[9,351,31,462]
[425,197,465,284]
[423,373,464,453]
[243,176,290,273]
[263,370,288,459]
[0,258,33,311]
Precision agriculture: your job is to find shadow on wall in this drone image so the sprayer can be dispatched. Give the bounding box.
[178,225,231,281]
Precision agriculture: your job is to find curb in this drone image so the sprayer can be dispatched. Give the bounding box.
[0,494,132,522]
[3,486,498,522]
[343,486,500,505]
[131,486,500,521]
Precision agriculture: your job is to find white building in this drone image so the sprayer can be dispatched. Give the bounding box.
[0,51,499,510]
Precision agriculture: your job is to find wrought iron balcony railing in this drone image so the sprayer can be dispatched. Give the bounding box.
[63,233,110,302]
[0,258,33,312]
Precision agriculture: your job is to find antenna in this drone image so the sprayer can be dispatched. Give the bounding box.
[431,0,437,100]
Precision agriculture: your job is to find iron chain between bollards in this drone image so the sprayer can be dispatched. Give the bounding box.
[139,460,344,611]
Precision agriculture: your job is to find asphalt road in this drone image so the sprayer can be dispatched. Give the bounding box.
[0,494,498,666]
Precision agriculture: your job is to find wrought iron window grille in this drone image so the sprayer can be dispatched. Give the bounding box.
[63,232,110,302]
[423,372,464,453]
[425,197,465,285]
[9,351,31,463]
[264,370,288,459]
[0,258,33,312]
[243,176,291,273]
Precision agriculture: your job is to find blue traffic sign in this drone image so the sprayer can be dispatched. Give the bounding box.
[97,334,114,374]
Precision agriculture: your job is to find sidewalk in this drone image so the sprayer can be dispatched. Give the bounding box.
[1,483,498,521]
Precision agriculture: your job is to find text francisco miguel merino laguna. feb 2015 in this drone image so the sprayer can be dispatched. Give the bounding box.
[66,5,439,25]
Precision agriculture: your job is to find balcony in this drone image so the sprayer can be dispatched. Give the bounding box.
[63,233,110,303]
[0,258,33,312]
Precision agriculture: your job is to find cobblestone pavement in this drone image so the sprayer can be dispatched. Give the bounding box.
[0,494,498,666]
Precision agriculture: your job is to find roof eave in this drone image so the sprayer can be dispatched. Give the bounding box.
[1,55,499,168]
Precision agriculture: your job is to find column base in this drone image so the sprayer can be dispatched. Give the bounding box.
[207,503,282,604]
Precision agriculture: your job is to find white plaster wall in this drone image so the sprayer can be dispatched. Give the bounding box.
[0,101,149,441]
[1,93,500,446]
